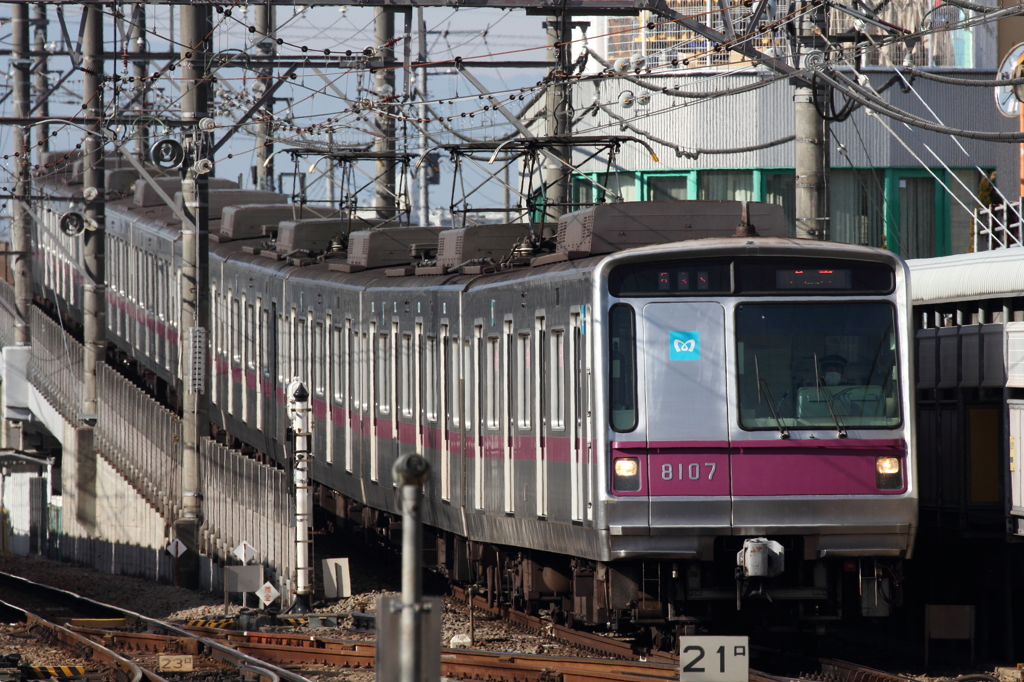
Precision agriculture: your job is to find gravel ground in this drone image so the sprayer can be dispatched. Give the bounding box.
[0,623,94,668]
[0,553,599,659]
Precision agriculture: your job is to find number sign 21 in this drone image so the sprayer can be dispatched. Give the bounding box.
[679,637,748,682]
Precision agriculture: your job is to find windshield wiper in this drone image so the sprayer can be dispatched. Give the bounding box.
[755,355,789,439]
[814,353,848,438]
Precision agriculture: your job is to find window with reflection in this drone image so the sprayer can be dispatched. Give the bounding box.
[736,303,900,431]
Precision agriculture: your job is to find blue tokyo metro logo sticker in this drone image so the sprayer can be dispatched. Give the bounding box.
[669,331,700,360]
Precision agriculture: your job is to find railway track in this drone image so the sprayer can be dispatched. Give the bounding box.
[0,598,153,682]
[0,570,934,682]
[450,584,681,664]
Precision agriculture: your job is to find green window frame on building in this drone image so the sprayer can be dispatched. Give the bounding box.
[571,166,992,258]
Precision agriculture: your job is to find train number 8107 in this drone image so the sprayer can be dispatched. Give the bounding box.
[662,462,717,481]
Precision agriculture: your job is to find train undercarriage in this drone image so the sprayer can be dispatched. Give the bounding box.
[316,486,903,648]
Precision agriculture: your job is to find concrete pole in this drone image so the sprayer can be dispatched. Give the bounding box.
[288,381,313,612]
[130,4,149,161]
[393,454,430,682]
[32,3,48,167]
[176,5,211,572]
[793,0,828,240]
[81,5,105,424]
[11,3,31,347]
[542,14,572,224]
[326,133,336,208]
[374,8,397,221]
[254,4,275,192]
[417,9,429,227]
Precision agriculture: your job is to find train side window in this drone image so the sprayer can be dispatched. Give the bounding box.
[247,304,257,372]
[378,331,391,413]
[550,330,566,430]
[333,325,344,404]
[231,297,242,366]
[426,336,438,422]
[277,314,287,383]
[517,332,532,430]
[609,304,638,432]
[451,336,461,429]
[465,338,474,434]
[298,317,309,384]
[486,336,500,430]
[402,333,413,417]
[260,306,270,377]
[315,322,326,396]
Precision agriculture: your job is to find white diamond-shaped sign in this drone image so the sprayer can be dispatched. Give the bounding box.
[233,541,257,564]
[166,539,188,558]
[257,581,280,607]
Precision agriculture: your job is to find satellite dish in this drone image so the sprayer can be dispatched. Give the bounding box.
[60,212,85,237]
[618,90,635,108]
[995,42,1024,117]
[151,139,185,169]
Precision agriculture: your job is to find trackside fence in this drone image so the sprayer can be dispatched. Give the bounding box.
[0,281,296,598]
[199,438,296,598]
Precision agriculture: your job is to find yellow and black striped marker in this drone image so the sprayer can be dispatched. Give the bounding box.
[20,666,87,679]
[276,617,308,627]
[185,617,237,628]
[69,618,127,629]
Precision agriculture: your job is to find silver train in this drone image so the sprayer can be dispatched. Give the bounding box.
[34,167,917,635]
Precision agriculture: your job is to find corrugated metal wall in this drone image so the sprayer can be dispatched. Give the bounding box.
[571,71,1018,197]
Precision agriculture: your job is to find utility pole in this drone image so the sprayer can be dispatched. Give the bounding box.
[32,3,48,167]
[7,2,32,454]
[288,381,313,612]
[543,13,572,224]
[130,4,149,161]
[417,9,429,227]
[374,8,397,221]
[793,0,828,240]
[254,3,275,191]
[394,454,430,682]
[10,3,31,349]
[81,4,105,425]
[176,4,212,584]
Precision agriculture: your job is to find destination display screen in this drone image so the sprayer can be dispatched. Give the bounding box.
[608,258,894,296]
[738,259,893,294]
[609,260,731,296]
[775,268,852,289]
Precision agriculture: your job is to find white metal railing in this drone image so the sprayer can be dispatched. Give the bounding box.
[974,201,1023,252]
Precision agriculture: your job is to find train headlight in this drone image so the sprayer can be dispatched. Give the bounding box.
[613,457,641,492]
[875,455,902,490]
[876,456,900,475]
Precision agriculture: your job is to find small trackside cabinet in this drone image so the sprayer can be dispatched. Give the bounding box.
[1009,400,1024,535]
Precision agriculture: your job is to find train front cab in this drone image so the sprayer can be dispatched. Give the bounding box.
[596,241,918,623]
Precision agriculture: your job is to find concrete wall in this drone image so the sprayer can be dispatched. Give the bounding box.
[59,420,174,581]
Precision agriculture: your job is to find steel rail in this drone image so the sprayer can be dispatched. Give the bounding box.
[0,571,313,682]
[0,599,154,682]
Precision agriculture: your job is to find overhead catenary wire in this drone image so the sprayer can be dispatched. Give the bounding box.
[816,67,1024,142]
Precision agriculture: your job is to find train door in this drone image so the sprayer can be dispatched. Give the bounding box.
[441,324,450,502]
[641,302,731,531]
[345,318,355,473]
[570,312,585,522]
[535,315,546,517]
[503,320,515,514]
[369,321,378,482]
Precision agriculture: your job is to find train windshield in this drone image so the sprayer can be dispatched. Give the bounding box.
[736,302,900,431]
